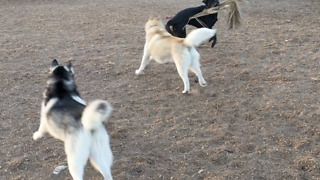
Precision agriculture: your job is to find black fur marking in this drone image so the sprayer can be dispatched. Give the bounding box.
[97,103,107,111]
[166,0,219,47]
[44,66,81,105]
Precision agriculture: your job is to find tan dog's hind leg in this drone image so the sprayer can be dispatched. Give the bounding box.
[189,48,207,87]
[174,53,191,93]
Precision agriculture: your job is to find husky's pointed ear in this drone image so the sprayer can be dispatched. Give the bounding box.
[67,61,72,69]
[50,59,59,71]
[52,59,59,67]
[67,61,74,74]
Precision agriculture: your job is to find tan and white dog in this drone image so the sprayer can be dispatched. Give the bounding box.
[135,17,216,93]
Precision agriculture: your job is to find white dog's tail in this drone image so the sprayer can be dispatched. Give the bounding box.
[81,100,113,131]
[184,28,217,47]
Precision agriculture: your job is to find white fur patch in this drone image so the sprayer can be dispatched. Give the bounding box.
[81,100,112,130]
[70,67,74,74]
[63,66,70,72]
[64,66,74,74]
[50,65,58,72]
[63,80,73,85]
[72,95,86,105]
[44,98,59,113]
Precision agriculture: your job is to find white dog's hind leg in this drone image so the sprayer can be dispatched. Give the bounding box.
[89,127,113,180]
[189,48,207,87]
[65,131,91,180]
[135,44,151,75]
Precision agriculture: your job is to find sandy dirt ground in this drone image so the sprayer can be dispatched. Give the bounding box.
[0,0,319,179]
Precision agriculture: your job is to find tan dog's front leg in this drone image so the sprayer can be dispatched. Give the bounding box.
[136,44,151,75]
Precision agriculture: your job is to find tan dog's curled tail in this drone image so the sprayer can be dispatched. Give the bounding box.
[81,100,113,131]
[183,28,217,47]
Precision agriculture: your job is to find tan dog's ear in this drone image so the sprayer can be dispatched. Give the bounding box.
[149,17,156,20]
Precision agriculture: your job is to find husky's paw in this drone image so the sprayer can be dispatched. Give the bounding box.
[200,81,207,87]
[33,131,43,140]
[135,70,142,75]
[182,89,190,94]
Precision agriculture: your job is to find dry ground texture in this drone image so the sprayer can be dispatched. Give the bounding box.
[0,0,320,179]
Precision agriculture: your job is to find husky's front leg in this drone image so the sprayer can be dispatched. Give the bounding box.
[135,44,151,75]
[33,102,48,140]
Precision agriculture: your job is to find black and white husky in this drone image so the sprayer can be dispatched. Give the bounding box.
[33,59,113,180]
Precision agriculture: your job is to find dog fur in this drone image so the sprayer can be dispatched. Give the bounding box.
[135,18,216,93]
[166,0,220,48]
[33,59,113,180]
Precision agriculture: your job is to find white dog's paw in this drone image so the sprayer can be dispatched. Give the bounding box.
[200,81,207,87]
[33,131,43,140]
[135,70,142,75]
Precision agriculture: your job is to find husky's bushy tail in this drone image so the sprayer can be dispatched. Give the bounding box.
[81,100,113,130]
[184,28,216,47]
